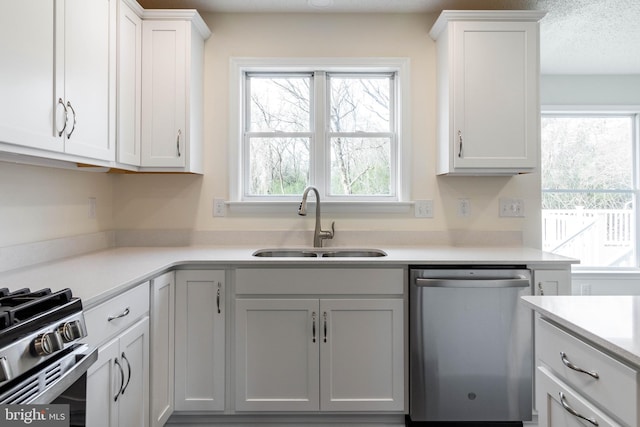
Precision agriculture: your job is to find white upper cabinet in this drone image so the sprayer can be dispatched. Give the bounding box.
[0,2,62,153]
[430,11,545,175]
[61,0,116,161]
[117,0,143,166]
[140,11,210,172]
[0,0,115,162]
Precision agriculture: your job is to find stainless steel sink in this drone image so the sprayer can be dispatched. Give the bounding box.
[252,248,387,258]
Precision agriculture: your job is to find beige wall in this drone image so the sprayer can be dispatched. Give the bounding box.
[0,162,114,247]
[2,12,542,249]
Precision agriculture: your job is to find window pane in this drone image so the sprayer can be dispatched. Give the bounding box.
[248,137,310,195]
[542,192,634,267]
[330,137,391,196]
[541,117,633,190]
[329,75,391,132]
[248,75,311,132]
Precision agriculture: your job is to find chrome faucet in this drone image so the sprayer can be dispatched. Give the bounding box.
[298,186,335,247]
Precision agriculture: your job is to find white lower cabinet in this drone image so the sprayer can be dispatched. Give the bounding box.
[174,270,225,411]
[150,271,175,427]
[235,297,404,412]
[86,317,150,427]
[535,317,638,427]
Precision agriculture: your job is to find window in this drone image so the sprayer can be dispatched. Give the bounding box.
[230,58,409,208]
[541,113,639,268]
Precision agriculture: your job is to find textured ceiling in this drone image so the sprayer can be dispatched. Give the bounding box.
[138,0,640,74]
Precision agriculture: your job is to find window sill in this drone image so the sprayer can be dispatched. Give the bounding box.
[227,200,413,215]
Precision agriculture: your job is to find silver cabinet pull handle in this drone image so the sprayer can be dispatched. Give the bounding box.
[323,312,328,343]
[57,98,68,137]
[108,307,130,322]
[120,352,132,395]
[66,101,76,139]
[559,392,599,426]
[216,286,221,314]
[114,358,125,402]
[457,130,463,158]
[176,129,182,157]
[538,282,544,295]
[312,311,317,343]
[560,352,600,379]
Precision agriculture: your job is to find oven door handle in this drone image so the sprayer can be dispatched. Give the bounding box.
[27,344,98,404]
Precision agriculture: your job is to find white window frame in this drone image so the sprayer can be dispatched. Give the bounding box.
[228,57,411,213]
[541,105,640,273]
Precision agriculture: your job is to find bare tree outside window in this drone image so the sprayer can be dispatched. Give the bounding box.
[541,115,637,267]
[244,71,396,199]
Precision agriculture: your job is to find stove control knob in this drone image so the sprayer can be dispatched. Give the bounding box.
[32,332,64,356]
[58,320,87,343]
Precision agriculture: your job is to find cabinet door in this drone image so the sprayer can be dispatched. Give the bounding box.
[63,0,115,161]
[150,272,174,426]
[451,21,538,171]
[320,299,404,411]
[141,20,187,167]
[235,299,320,411]
[174,270,225,411]
[117,318,150,427]
[86,337,120,427]
[0,2,63,152]
[117,0,142,166]
[537,367,620,427]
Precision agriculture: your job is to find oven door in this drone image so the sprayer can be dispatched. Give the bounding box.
[0,344,98,426]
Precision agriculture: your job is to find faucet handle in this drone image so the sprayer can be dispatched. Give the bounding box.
[320,221,335,241]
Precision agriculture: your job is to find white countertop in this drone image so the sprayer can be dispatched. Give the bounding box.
[522,295,640,367]
[0,245,574,309]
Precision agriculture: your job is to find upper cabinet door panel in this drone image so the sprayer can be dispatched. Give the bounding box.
[452,21,538,170]
[0,2,63,152]
[63,0,115,161]
[141,20,187,168]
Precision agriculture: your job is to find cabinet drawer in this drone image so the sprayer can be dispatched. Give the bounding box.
[84,283,150,347]
[537,366,621,427]
[235,268,404,295]
[537,318,638,426]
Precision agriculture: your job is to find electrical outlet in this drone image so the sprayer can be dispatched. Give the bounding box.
[415,200,434,218]
[88,197,96,219]
[499,198,525,217]
[213,198,226,217]
[457,198,470,217]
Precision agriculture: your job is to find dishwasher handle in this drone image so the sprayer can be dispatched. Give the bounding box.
[415,277,530,288]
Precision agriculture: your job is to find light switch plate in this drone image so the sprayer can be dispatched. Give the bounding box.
[415,200,433,218]
[457,198,470,217]
[499,198,525,217]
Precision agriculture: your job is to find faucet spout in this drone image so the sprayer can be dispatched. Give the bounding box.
[298,186,335,248]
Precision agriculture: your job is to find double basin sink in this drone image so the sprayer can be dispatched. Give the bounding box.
[253,248,387,258]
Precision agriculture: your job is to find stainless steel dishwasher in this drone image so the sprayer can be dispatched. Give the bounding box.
[409,266,532,424]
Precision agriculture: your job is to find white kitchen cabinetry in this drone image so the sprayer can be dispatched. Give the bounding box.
[117,0,143,166]
[535,317,638,427]
[140,12,210,172]
[150,271,175,427]
[234,268,404,412]
[430,11,545,175]
[0,0,116,162]
[533,268,572,296]
[85,283,150,427]
[174,270,225,411]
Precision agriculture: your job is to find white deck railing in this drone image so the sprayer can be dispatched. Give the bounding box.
[542,209,634,266]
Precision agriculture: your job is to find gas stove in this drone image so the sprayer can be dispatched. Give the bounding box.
[0,287,95,405]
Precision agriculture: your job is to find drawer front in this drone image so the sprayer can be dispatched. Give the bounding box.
[537,318,638,426]
[235,268,404,295]
[537,366,621,427]
[83,283,150,347]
